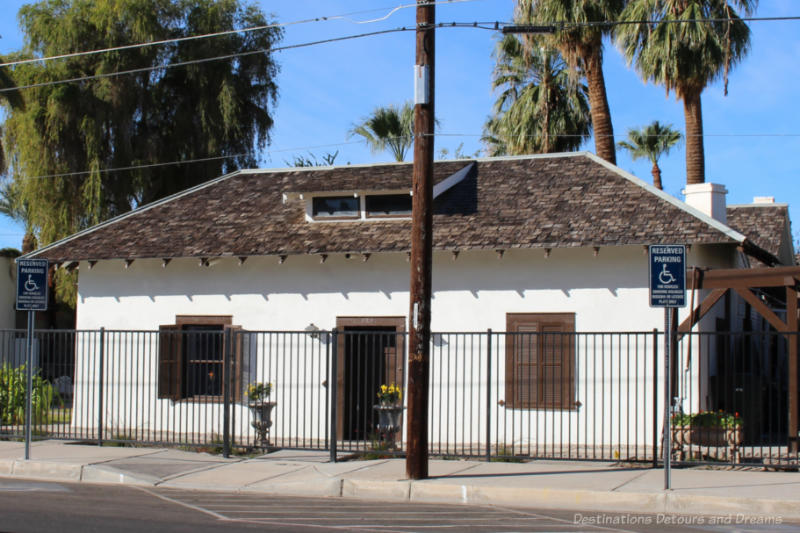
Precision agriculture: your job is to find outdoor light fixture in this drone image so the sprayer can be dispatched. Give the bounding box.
[305,323,320,339]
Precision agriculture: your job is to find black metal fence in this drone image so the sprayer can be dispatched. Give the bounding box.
[0,328,796,468]
[673,330,796,467]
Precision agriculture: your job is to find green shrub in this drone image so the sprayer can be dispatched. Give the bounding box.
[0,363,61,424]
[671,410,742,428]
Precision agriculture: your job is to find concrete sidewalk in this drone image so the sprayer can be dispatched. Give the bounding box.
[1,440,799,520]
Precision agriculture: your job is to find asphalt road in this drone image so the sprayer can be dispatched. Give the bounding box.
[0,478,798,533]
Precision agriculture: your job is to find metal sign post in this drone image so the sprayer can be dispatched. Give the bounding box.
[649,245,686,491]
[16,259,49,460]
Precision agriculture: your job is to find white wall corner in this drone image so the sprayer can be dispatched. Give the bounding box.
[682,183,728,224]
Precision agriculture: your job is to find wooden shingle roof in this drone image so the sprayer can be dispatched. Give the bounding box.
[30,153,747,263]
[727,203,792,266]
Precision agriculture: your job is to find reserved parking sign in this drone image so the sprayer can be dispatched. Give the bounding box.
[649,245,686,308]
[16,259,49,311]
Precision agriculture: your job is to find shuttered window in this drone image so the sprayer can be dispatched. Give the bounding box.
[157,316,242,402]
[505,313,575,410]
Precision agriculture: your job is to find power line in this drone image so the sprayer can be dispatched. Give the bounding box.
[0,27,412,93]
[12,131,799,182]
[433,132,800,138]
[497,15,800,33]
[21,153,253,180]
[14,140,368,181]
[0,0,481,68]
[2,12,798,93]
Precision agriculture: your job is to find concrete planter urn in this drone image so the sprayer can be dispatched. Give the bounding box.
[672,425,743,447]
[373,404,404,433]
[672,425,743,462]
[249,401,277,449]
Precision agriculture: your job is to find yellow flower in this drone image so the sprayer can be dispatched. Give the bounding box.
[381,385,388,393]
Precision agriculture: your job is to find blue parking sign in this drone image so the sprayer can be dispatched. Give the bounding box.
[649,245,686,308]
[16,259,49,311]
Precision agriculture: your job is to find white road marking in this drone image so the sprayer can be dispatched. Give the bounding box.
[145,488,653,532]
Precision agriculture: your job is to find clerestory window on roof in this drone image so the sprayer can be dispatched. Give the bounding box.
[307,192,412,221]
[312,196,360,218]
[365,194,413,217]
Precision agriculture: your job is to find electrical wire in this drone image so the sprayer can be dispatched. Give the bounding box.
[11,130,799,182]
[431,132,800,138]
[0,27,412,93]
[13,140,368,180]
[0,0,481,68]
[2,13,798,93]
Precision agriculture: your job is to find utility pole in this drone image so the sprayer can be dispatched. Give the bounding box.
[406,0,435,481]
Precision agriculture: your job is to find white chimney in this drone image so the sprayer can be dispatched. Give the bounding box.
[753,196,775,204]
[683,183,728,224]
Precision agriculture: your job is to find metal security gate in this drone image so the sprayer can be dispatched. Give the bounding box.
[674,330,796,467]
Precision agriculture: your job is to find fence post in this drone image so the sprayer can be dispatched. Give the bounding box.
[652,328,658,468]
[222,328,232,458]
[329,329,338,463]
[486,329,492,462]
[97,328,105,447]
[324,331,331,451]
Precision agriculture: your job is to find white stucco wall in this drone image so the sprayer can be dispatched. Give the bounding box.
[76,245,734,332]
[69,244,737,452]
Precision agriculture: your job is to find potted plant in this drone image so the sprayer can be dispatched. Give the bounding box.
[373,383,404,437]
[246,382,276,448]
[671,410,743,460]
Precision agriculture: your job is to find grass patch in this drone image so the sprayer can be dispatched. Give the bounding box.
[490,445,527,463]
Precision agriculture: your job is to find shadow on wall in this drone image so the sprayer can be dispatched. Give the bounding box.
[75,245,653,302]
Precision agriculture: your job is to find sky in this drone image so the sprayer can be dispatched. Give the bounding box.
[0,0,798,250]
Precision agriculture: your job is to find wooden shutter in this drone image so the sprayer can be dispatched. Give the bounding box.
[540,325,563,408]
[514,325,538,408]
[506,313,575,410]
[158,325,182,400]
[225,325,243,403]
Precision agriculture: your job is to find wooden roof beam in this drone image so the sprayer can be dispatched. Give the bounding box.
[734,287,790,333]
[691,266,800,289]
[678,288,727,334]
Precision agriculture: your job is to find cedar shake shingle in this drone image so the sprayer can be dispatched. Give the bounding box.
[727,204,791,266]
[30,154,744,263]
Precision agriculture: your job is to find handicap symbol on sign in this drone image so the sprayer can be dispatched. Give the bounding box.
[24,274,39,292]
[658,263,676,285]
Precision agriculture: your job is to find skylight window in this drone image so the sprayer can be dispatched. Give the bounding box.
[365,194,412,217]
[312,196,359,218]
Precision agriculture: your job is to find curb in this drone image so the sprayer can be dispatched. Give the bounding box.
[1,460,157,486]
[2,462,799,521]
[10,460,83,482]
[340,479,800,520]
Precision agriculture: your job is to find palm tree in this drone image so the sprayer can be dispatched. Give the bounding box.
[484,34,591,155]
[617,121,683,190]
[615,0,756,185]
[517,0,625,164]
[349,103,415,162]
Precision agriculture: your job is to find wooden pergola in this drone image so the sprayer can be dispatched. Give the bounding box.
[677,266,800,452]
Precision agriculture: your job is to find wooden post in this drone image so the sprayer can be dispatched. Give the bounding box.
[788,284,798,453]
[406,0,435,481]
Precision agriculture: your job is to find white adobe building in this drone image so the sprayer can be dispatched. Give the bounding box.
[25,153,792,455]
